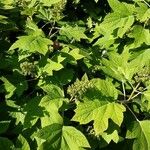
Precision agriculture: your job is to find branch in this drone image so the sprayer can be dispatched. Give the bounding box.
[49,30,59,38]
[123,103,139,121]
[41,22,51,29]
[122,81,126,101]
[48,21,55,37]
[127,82,140,101]
[130,91,142,100]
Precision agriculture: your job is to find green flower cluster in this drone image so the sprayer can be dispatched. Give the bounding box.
[67,74,93,101]
[20,61,37,77]
[135,66,150,82]
[52,0,67,21]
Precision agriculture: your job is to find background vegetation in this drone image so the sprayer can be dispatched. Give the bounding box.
[0,0,150,149]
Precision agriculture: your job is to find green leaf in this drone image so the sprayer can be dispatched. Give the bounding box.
[39,96,64,127]
[41,84,64,99]
[73,0,80,4]
[69,48,85,60]
[9,109,25,126]
[135,2,150,22]
[37,7,52,21]
[39,84,65,126]
[16,135,30,150]
[59,48,85,65]
[142,90,150,110]
[128,25,150,48]
[35,123,90,150]
[102,50,135,82]
[25,19,44,36]
[42,59,64,76]
[94,34,115,49]
[60,25,87,41]
[99,13,134,38]
[117,16,134,38]
[91,78,118,99]
[10,71,28,97]
[9,35,52,55]
[126,120,150,150]
[72,99,126,135]
[0,15,8,24]
[108,0,135,14]
[129,49,150,77]
[96,0,135,38]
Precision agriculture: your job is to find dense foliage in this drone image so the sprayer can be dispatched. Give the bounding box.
[0,0,150,149]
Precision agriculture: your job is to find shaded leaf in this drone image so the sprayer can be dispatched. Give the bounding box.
[16,135,30,150]
[0,137,14,150]
[35,123,90,150]
[0,77,16,99]
[0,121,10,134]
[126,120,150,150]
